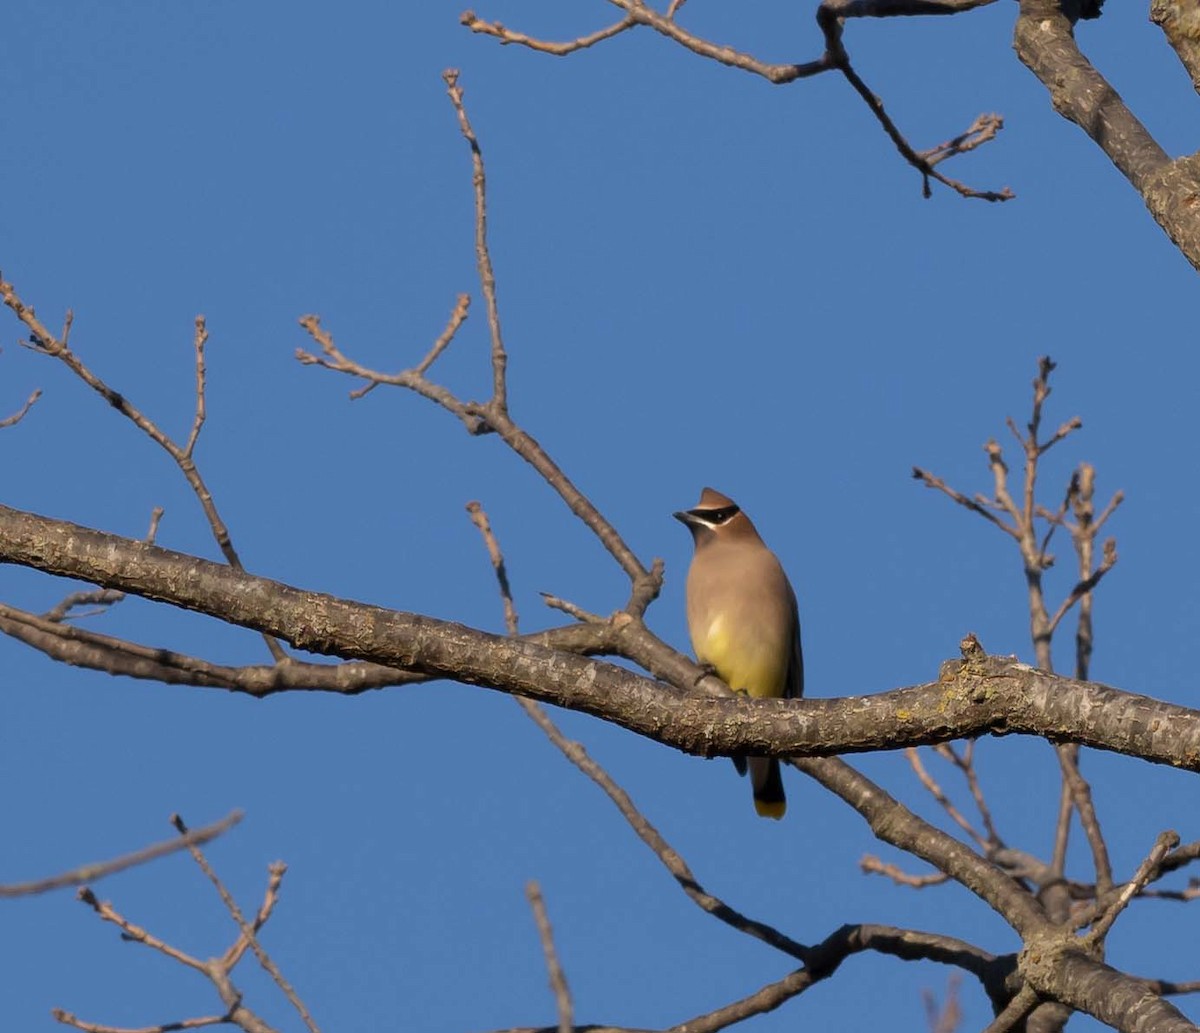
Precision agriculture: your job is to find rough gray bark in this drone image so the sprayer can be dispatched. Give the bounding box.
[1014,0,1200,270]
[2,501,1200,773]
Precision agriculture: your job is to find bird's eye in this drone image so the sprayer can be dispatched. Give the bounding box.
[707,506,739,523]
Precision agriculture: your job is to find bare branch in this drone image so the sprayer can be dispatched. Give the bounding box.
[922,974,962,1033]
[443,70,508,411]
[860,855,951,888]
[53,1008,229,1033]
[460,11,637,56]
[0,386,41,428]
[223,862,288,969]
[934,742,1003,848]
[0,811,243,898]
[834,58,1012,201]
[912,466,1019,538]
[526,882,573,1033]
[183,316,208,459]
[1046,537,1118,635]
[466,501,519,635]
[1085,831,1181,945]
[921,114,1004,168]
[171,814,320,1033]
[416,293,471,375]
[461,1,1010,200]
[906,747,987,850]
[76,887,209,974]
[540,592,603,623]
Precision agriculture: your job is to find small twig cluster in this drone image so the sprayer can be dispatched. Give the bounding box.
[53,814,313,1033]
[460,0,1013,202]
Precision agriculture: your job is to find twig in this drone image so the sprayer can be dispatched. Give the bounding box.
[906,747,986,850]
[912,467,1018,538]
[0,387,41,428]
[460,11,637,55]
[539,592,603,623]
[921,973,962,1033]
[860,855,951,888]
[833,57,1012,201]
[933,742,1003,848]
[1046,537,1118,635]
[43,588,126,622]
[76,887,208,973]
[1085,831,1180,945]
[0,811,243,898]
[297,313,483,430]
[920,114,1004,167]
[525,882,573,1033]
[223,863,287,969]
[416,293,471,375]
[1160,839,1200,876]
[443,70,508,411]
[183,317,208,459]
[53,1009,229,1032]
[466,501,519,634]
[171,814,320,1033]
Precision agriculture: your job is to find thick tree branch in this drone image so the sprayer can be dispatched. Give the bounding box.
[5,503,1200,775]
[1014,0,1200,272]
[1020,947,1196,1033]
[0,598,612,694]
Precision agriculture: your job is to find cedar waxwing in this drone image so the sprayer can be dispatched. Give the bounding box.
[674,488,803,819]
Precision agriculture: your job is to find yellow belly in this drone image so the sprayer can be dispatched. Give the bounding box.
[695,614,788,700]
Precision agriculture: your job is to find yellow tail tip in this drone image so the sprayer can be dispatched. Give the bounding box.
[754,799,786,820]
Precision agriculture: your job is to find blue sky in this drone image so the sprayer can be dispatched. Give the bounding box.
[2,3,1198,1031]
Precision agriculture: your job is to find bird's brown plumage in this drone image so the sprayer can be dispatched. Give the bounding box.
[674,488,803,818]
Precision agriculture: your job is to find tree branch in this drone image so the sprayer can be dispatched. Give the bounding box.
[0,811,243,898]
[4,504,1200,778]
[1013,0,1200,272]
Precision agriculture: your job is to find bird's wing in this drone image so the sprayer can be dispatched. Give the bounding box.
[785,583,804,700]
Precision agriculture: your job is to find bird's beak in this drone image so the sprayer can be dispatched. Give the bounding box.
[673,510,695,527]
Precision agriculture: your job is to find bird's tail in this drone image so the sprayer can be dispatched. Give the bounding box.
[749,757,786,820]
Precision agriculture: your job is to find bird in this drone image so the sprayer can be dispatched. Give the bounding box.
[674,487,803,819]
